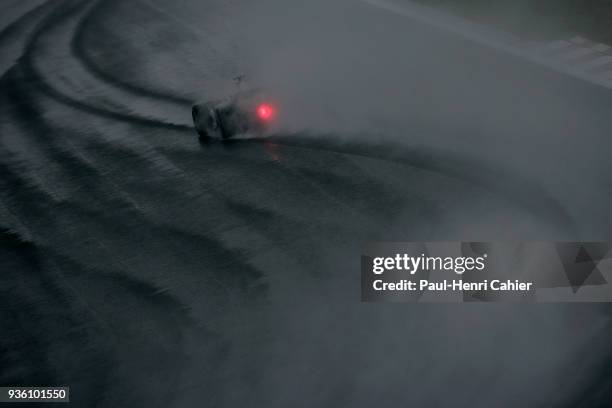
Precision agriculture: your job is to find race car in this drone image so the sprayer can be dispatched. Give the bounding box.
[192,90,276,140]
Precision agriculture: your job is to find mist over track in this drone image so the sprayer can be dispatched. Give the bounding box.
[1,0,612,406]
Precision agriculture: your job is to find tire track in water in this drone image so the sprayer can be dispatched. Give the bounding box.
[2,64,274,315]
[0,227,201,407]
[1,1,590,405]
[14,3,414,247]
[1,4,274,404]
[0,114,263,406]
[3,0,580,316]
[3,59,368,279]
[16,0,576,237]
[0,0,49,43]
[18,0,192,130]
[74,0,577,234]
[0,1,55,76]
[267,134,578,234]
[2,0,351,297]
[0,229,110,407]
[1,70,268,304]
[72,0,193,105]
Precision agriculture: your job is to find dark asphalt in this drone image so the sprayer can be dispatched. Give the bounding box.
[1,0,612,406]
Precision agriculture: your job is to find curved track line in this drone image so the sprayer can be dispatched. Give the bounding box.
[0,1,50,41]
[19,0,193,131]
[16,0,577,235]
[258,134,578,234]
[72,0,194,105]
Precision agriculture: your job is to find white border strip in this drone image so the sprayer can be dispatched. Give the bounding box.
[359,0,612,90]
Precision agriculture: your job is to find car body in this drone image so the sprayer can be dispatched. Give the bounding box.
[192,90,276,140]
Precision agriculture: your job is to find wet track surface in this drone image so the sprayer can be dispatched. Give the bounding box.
[2,0,612,406]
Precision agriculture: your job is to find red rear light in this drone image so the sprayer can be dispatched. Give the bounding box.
[256,103,275,121]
